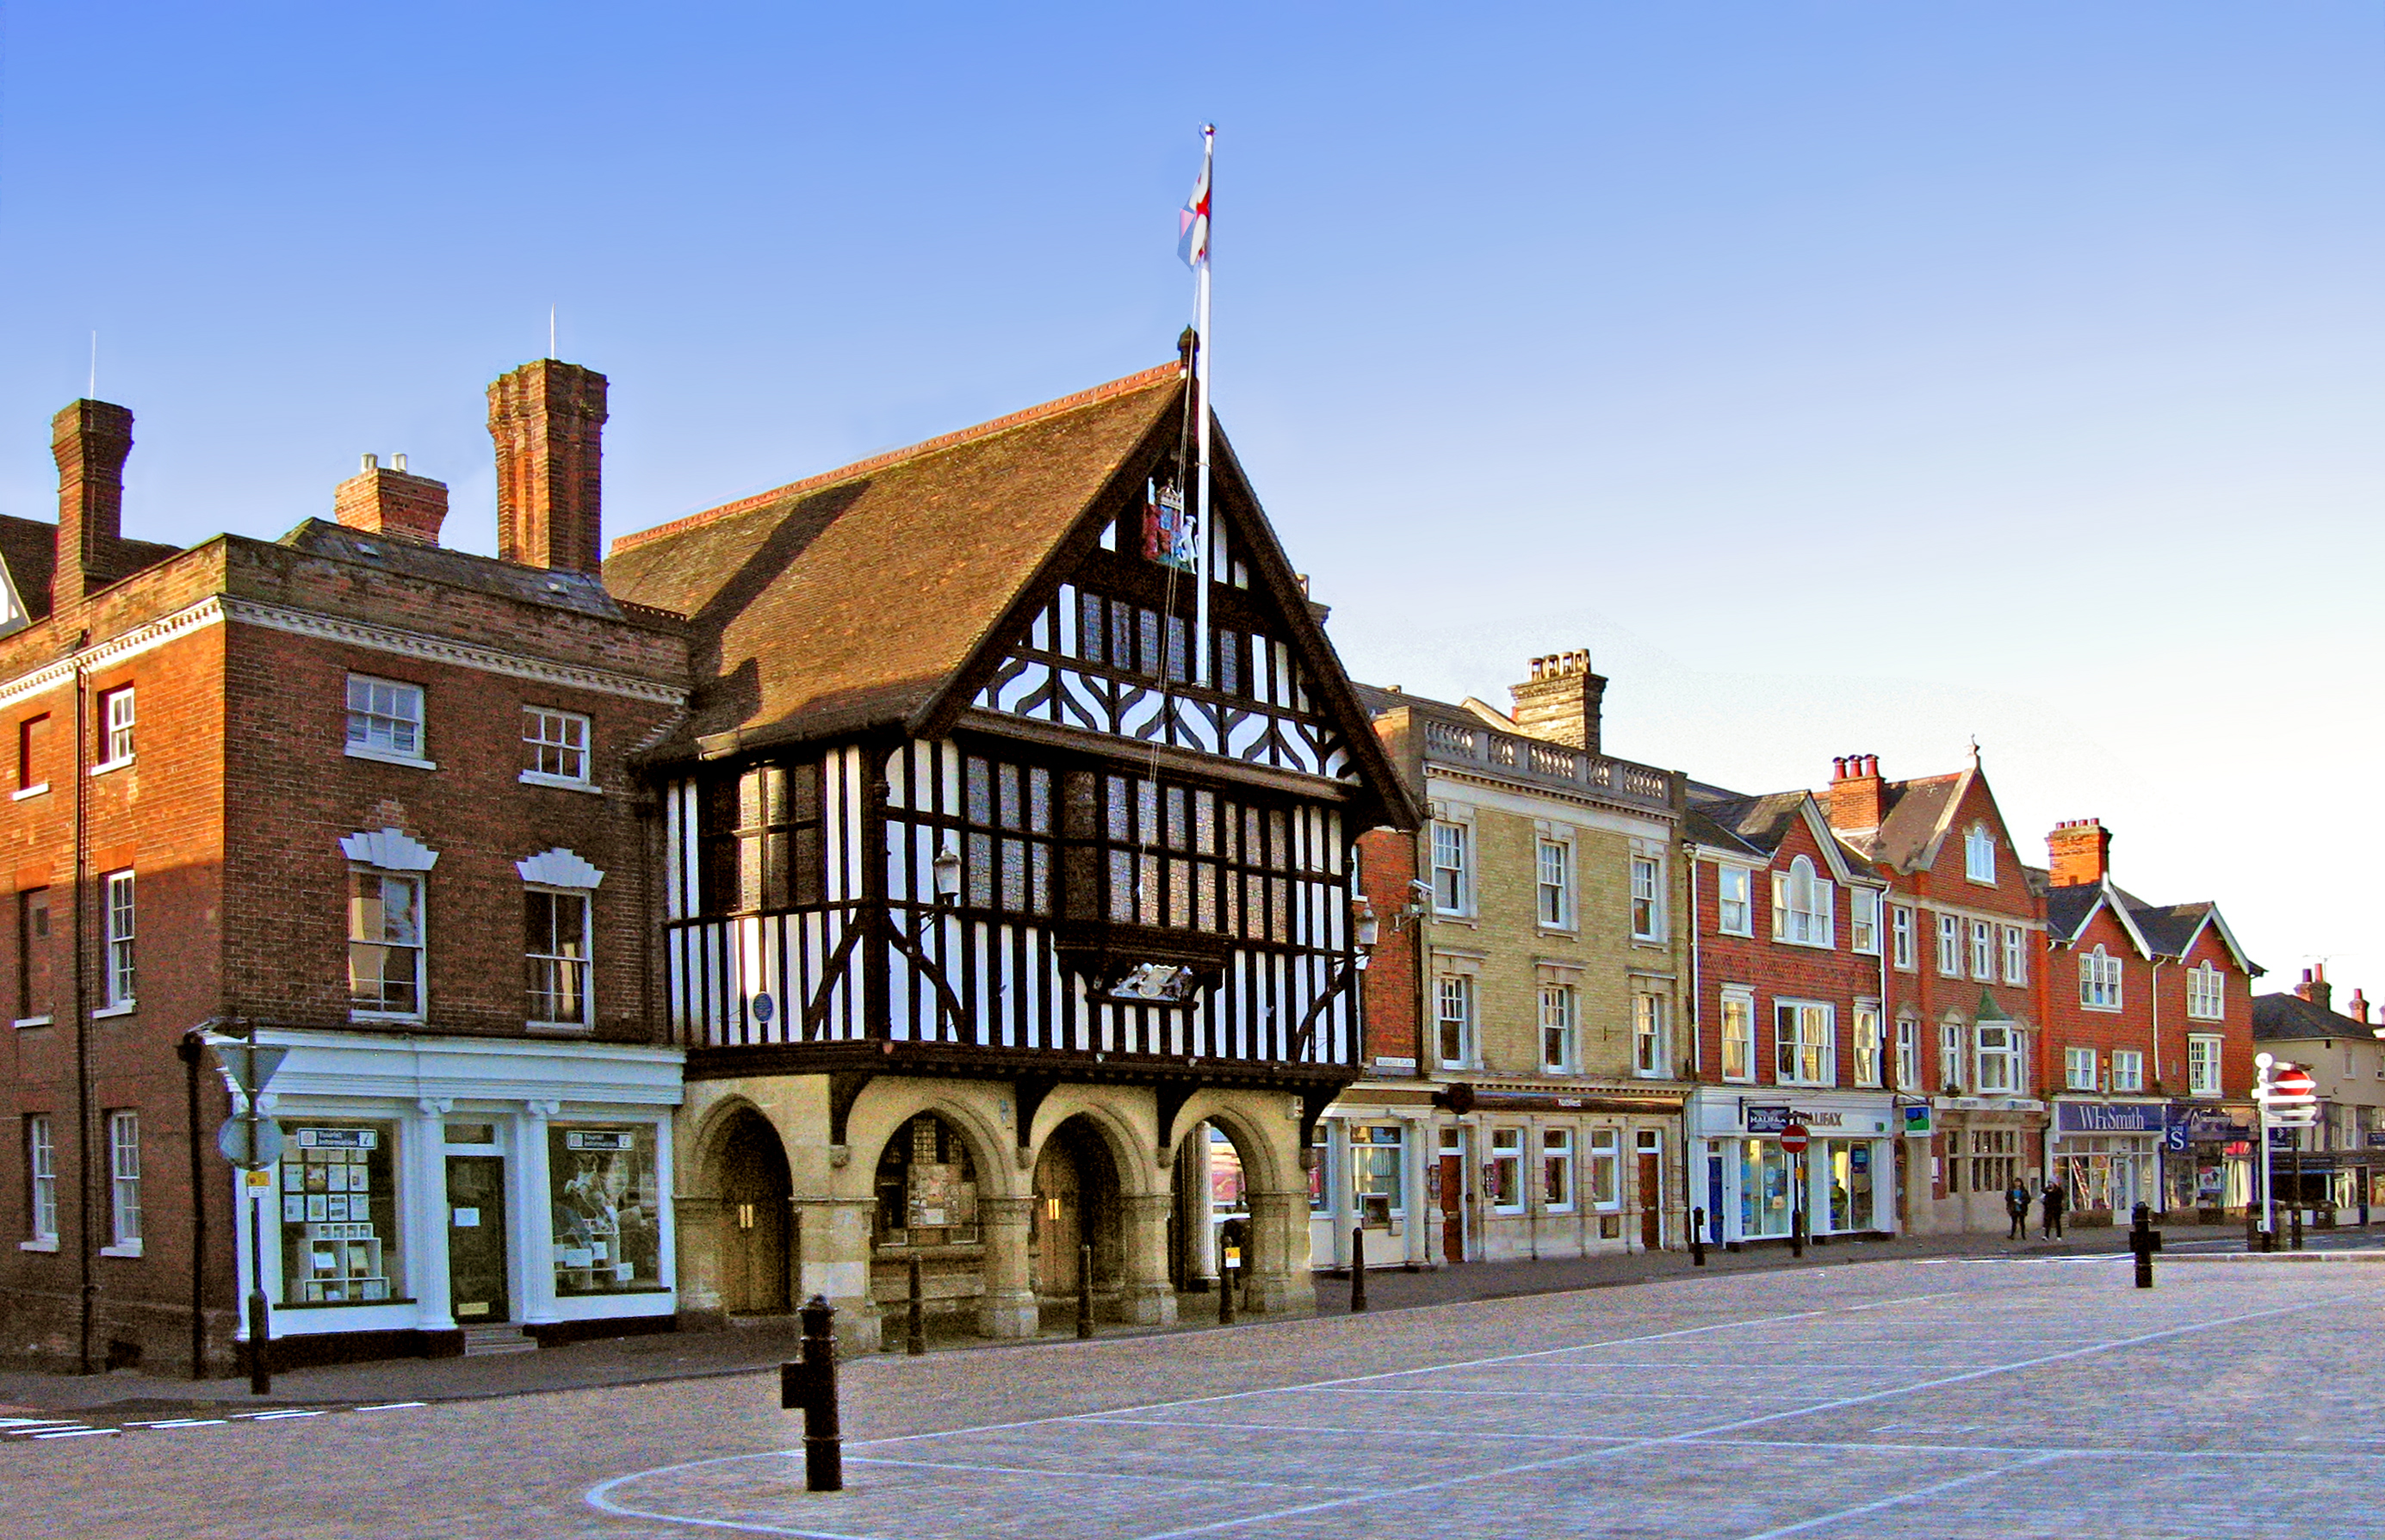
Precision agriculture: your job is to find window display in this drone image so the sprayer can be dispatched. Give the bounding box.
[280,1123,400,1305]
[550,1125,663,1295]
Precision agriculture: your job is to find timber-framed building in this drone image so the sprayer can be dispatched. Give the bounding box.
[606,359,1416,1345]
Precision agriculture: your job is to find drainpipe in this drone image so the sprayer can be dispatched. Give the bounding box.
[1682,843,1702,1249]
[71,647,93,1375]
[177,1030,206,1378]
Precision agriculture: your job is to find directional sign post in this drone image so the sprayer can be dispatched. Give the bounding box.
[201,1028,285,1395]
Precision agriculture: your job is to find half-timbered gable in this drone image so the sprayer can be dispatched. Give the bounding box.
[607,360,1415,1344]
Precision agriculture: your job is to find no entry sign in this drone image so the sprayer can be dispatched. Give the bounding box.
[1780,1123,1811,1155]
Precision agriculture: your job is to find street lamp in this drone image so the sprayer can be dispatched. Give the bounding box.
[932,843,962,906]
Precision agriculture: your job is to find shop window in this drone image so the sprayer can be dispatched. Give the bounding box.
[1718,866,1753,937]
[25,1115,57,1246]
[343,676,420,764]
[2187,1035,2222,1097]
[1969,1129,2020,1193]
[1541,1129,1575,1213]
[524,889,592,1028]
[2112,1049,2145,1093]
[101,870,135,1011]
[2186,962,2226,1021]
[1486,1128,1523,1212]
[522,707,592,787]
[1351,1124,1403,1227]
[279,1124,400,1305]
[874,1114,981,1246]
[349,870,425,1018]
[1720,990,1755,1083]
[1539,984,1575,1074]
[551,1126,662,1295]
[1309,1127,1330,1214]
[1588,1129,1621,1210]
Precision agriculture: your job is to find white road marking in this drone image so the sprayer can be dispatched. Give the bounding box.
[846,1454,1369,1494]
[1724,1450,2071,1540]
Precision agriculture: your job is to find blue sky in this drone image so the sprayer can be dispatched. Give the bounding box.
[3,3,2380,995]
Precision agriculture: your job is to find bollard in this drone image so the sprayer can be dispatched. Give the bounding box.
[1218,1254,1237,1326]
[1790,1207,1805,1259]
[1077,1243,1094,1339]
[1350,1226,1368,1313]
[1691,1207,1707,1267]
[2292,1206,2305,1251]
[2246,1209,2258,1252]
[906,1255,926,1357]
[778,1295,842,1492]
[2128,1202,2160,1290]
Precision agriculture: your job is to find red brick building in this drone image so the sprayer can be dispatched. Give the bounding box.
[1820,752,2045,1234]
[2036,817,2259,1221]
[0,362,689,1375]
[1682,782,1896,1246]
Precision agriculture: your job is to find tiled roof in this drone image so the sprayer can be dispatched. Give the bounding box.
[2253,993,2374,1042]
[604,363,1186,750]
[0,511,183,622]
[1686,783,1878,877]
[1857,770,1965,871]
[276,520,652,624]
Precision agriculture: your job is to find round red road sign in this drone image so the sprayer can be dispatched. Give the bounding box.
[1780,1122,1811,1155]
[2272,1067,2317,1098]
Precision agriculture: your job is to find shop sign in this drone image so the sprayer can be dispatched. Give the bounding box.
[1746,1104,1793,1135]
[2167,1107,2250,1146]
[1901,1104,1933,1137]
[2366,1133,2385,1148]
[2055,1103,2165,1134]
[566,1131,635,1152]
[296,1127,377,1150]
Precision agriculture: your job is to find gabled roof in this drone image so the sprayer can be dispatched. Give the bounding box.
[1686,783,1878,881]
[2254,992,2374,1042]
[2041,878,2258,974]
[604,362,1415,826]
[2042,881,2154,958]
[1849,768,1967,872]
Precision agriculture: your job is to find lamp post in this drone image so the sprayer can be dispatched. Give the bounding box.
[932,844,962,906]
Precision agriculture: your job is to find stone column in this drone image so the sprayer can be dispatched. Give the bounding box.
[517,1102,559,1327]
[1245,1190,1316,1316]
[1324,1121,1354,1270]
[1188,1129,1220,1286]
[673,1197,727,1327]
[793,1196,881,1354]
[976,1196,1038,1338]
[1402,1117,1430,1268]
[409,1098,455,1333]
[1118,1192,1179,1326]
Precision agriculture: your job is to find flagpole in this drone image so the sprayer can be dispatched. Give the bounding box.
[1192,125,1215,690]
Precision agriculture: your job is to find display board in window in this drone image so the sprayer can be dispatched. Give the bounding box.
[550,1126,662,1294]
[280,1125,399,1305]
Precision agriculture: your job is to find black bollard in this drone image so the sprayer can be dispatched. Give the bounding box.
[1218,1253,1237,1326]
[1350,1226,1368,1313]
[1691,1207,1707,1267]
[1077,1242,1094,1339]
[906,1255,926,1357]
[2246,1209,2258,1253]
[1790,1206,1805,1259]
[2292,1206,2305,1251]
[2129,1202,2160,1290]
[779,1295,842,1492]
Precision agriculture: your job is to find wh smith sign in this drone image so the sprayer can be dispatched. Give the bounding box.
[2054,1103,2166,1134]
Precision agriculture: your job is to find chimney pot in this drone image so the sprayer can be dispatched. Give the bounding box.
[335,461,449,547]
[488,357,608,576]
[1825,752,1885,831]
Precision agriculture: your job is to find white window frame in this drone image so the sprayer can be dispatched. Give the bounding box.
[93,685,135,772]
[1772,857,1834,948]
[1891,905,1915,970]
[1940,1018,1967,1092]
[1434,973,1474,1069]
[344,674,433,769]
[1895,1016,1921,1092]
[1849,888,1880,956]
[1969,919,1994,981]
[2080,946,2122,1011]
[1541,1128,1576,1214]
[1774,1000,1836,1087]
[2186,962,2225,1021]
[1539,982,1575,1074]
[1719,987,1756,1084]
[1535,838,1572,931]
[1975,1023,2021,1094]
[523,885,594,1030]
[23,1115,57,1250]
[2001,925,2029,985]
[1429,819,1471,917]
[103,1110,140,1256]
[2111,1048,2146,1093]
[97,870,135,1014]
[1965,821,1997,884]
[2186,1035,2222,1098]
[1717,866,1753,937]
[1488,1126,1525,1214]
[2066,1045,2098,1092]
[350,868,428,1022]
[1852,1005,1884,1088]
[521,706,595,790]
[1632,992,1669,1078]
[1936,913,1962,977]
[1588,1127,1622,1211]
[1630,855,1664,942]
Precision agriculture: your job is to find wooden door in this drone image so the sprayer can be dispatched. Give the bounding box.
[445,1156,510,1323]
[1638,1153,1662,1250]
[1439,1153,1465,1263]
[1033,1141,1082,1295]
[718,1114,791,1314]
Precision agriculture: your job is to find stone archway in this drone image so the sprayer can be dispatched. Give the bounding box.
[870,1110,990,1342]
[711,1107,794,1315]
[1032,1116,1124,1318]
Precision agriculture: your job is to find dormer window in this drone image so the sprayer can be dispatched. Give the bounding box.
[1965,821,1997,883]
[2187,961,2225,1021]
[2080,946,2123,1011]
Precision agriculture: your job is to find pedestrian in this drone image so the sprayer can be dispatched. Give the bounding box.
[2005,1180,2030,1240]
[2041,1178,2067,1240]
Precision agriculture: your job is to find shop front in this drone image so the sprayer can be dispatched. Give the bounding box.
[2162,1104,2253,1219]
[2050,1099,2165,1222]
[1685,1089,1899,1247]
[227,1030,685,1365]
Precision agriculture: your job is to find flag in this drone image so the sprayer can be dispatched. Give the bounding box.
[1177,128,1212,268]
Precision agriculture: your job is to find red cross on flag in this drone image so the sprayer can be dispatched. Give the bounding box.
[1178,127,1213,269]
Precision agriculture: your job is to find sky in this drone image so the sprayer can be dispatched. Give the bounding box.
[1,3,2378,999]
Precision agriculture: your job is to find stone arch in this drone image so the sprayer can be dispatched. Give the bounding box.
[1156,1090,1309,1317]
[1031,1112,1131,1319]
[696,1100,796,1315]
[1024,1087,1163,1197]
[843,1084,1019,1202]
[1159,1092,1290,1196]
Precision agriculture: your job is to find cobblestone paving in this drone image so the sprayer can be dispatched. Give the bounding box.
[5,1257,2379,1538]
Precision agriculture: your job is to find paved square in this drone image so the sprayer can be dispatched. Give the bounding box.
[588,1258,2385,1539]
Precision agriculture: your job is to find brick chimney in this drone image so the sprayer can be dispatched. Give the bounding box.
[334,454,449,546]
[2046,818,2112,888]
[1826,753,1886,832]
[2351,988,2370,1025]
[487,358,607,575]
[2297,964,2333,1015]
[51,399,133,609]
[1508,650,1605,753]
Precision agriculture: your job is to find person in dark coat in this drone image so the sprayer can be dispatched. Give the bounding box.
[2005,1180,2031,1240]
[2041,1179,2067,1240]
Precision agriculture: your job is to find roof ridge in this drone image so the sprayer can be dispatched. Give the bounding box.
[610,360,1185,557]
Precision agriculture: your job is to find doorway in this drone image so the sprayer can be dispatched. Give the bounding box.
[716,1109,793,1314]
[1636,1130,1663,1251]
[1439,1127,1466,1263]
[1170,1121,1248,1290]
[1032,1117,1118,1308]
[445,1156,510,1322]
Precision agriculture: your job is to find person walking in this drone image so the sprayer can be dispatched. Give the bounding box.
[2041,1178,2067,1240]
[2005,1180,2031,1240]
